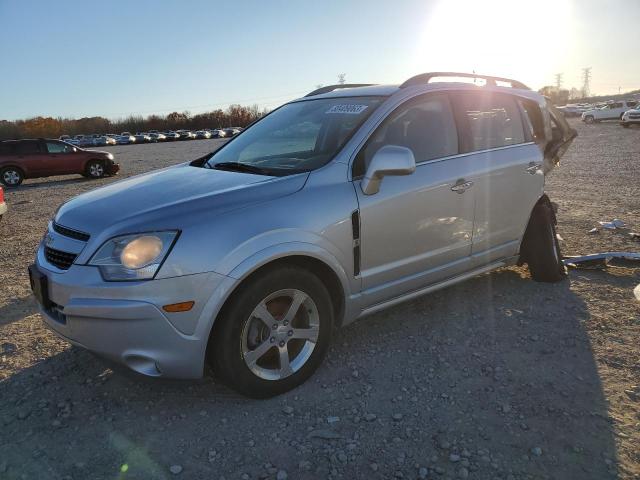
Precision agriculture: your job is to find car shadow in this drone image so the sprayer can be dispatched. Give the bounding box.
[0,268,620,479]
[12,176,108,191]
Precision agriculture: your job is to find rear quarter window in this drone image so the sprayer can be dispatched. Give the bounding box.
[519,99,545,144]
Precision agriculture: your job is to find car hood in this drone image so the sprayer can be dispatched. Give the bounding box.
[55,163,308,236]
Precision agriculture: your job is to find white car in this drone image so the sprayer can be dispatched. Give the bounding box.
[621,105,640,128]
[581,100,638,124]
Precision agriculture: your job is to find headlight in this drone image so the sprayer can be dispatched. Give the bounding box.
[89,231,179,281]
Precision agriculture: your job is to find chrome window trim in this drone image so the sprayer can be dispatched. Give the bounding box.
[345,87,537,180]
[413,142,536,168]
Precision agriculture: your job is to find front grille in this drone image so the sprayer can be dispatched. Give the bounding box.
[52,222,90,242]
[629,114,640,119]
[45,247,77,270]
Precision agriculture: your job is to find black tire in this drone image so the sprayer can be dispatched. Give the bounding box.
[84,160,105,179]
[584,115,594,124]
[1,166,24,187]
[210,266,333,398]
[520,200,567,283]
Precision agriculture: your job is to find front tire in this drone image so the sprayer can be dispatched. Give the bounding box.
[210,266,333,398]
[584,115,594,124]
[84,160,105,179]
[520,200,567,283]
[1,167,24,187]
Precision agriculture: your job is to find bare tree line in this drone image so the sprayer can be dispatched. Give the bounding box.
[0,104,268,141]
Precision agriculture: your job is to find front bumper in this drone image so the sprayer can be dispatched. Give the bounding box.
[33,254,228,378]
[106,162,120,175]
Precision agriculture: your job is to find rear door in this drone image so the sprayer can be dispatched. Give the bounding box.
[14,140,47,176]
[450,91,543,265]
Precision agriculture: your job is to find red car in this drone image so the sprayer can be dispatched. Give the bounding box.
[0,138,119,187]
[0,186,6,220]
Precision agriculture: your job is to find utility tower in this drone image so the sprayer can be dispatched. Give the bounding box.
[337,74,346,85]
[555,73,563,90]
[581,67,592,98]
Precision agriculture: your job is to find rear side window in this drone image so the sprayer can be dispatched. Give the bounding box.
[453,93,525,152]
[519,99,545,143]
[15,141,41,154]
[628,101,637,108]
[353,93,458,177]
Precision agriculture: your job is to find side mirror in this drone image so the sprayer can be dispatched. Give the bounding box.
[361,145,416,195]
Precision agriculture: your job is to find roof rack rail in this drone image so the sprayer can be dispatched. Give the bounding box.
[400,72,529,90]
[304,83,376,97]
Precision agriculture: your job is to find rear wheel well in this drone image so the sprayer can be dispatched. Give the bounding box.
[206,255,346,359]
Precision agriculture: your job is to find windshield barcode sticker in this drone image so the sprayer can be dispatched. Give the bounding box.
[326,104,368,114]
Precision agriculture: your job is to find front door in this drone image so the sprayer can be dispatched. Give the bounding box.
[353,93,475,307]
[45,141,77,175]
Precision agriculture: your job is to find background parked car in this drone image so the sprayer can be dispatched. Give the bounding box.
[621,104,640,128]
[0,186,6,221]
[582,100,638,123]
[148,132,166,142]
[0,139,119,186]
[176,130,195,140]
[222,127,240,137]
[120,132,136,143]
[134,133,151,143]
[195,130,212,139]
[163,131,181,141]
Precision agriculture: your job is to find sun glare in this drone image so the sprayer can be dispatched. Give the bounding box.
[411,0,572,89]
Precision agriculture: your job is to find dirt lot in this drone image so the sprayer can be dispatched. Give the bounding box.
[1,122,639,480]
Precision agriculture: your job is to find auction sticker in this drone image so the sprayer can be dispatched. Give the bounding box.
[326,104,368,114]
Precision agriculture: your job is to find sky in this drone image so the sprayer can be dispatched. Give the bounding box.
[1,0,638,121]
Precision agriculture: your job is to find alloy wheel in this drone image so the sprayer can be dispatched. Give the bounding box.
[3,170,21,185]
[241,289,320,381]
[89,163,104,177]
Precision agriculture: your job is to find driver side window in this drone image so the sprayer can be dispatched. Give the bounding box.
[353,94,458,178]
[46,141,72,154]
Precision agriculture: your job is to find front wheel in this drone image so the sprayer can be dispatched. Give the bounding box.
[210,266,333,398]
[84,160,105,179]
[584,115,594,124]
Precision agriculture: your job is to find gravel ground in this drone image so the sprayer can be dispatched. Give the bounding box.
[1,122,639,480]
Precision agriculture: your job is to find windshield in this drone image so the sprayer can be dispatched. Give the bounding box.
[204,96,385,175]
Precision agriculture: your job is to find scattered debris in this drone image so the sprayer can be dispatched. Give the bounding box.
[556,233,564,241]
[598,219,626,230]
[563,252,640,269]
[629,232,640,241]
[307,429,343,440]
[634,284,640,303]
[588,227,599,234]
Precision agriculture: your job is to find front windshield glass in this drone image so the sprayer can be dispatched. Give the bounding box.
[205,96,385,175]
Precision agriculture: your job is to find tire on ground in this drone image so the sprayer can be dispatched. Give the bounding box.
[520,199,567,283]
[209,265,333,398]
[84,160,105,178]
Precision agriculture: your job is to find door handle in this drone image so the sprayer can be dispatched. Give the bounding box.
[451,179,474,194]
[525,162,543,174]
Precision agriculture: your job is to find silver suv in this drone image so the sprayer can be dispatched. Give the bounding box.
[29,72,576,397]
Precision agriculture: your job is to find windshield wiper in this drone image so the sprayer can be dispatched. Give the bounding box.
[211,162,272,176]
